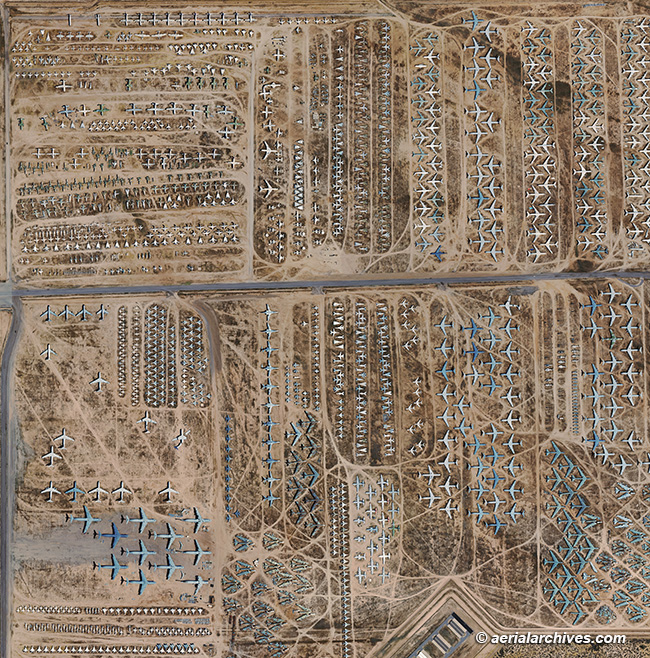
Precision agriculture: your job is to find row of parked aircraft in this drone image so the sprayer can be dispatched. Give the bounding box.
[67,506,210,534]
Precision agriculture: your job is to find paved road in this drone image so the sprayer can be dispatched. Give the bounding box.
[4,268,649,299]
[1,297,21,658]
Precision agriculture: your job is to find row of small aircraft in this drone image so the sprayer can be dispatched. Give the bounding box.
[41,480,178,503]
[40,304,108,321]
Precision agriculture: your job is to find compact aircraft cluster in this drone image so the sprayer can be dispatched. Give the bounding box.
[6,3,650,658]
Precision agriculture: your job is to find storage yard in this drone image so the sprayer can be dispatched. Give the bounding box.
[4,2,650,658]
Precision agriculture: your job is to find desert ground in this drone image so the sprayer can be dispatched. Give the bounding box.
[5,3,650,658]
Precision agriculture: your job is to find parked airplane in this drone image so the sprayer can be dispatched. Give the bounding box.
[121,539,156,566]
[149,554,184,580]
[183,508,211,533]
[40,305,56,321]
[258,179,279,198]
[112,481,132,502]
[121,569,155,595]
[434,316,452,335]
[438,453,457,472]
[174,428,190,448]
[582,296,601,316]
[94,522,128,549]
[468,504,489,523]
[440,477,458,497]
[436,361,454,381]
[150,522,185,550]
[418,464,440,485]
[53,428,74,449]
[88,481,109,501]
[601,283,621,304]
[179,575,211,596]
[123,507,155,533]
[94,554,128,580]
[42,446,62,467]
[158,482,178,501]
[462,10,483,30]
[486,516,505,534]
[418,488,440,508]
[65,481,85,502]
[440,499,458,519]
[182,539,212,565]
[67,505,100,533]
[90,372,108,392]
[40,481,60,502]
[501,296,520,315]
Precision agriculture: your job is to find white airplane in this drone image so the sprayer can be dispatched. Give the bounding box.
[623,388,640,406]
[495,410,517,433]
[483,111,500,132]
[621,295,638,314]
[418,488,440,508]
[158,481,178,501]
[42,447,62,467]
[612,455,632,475]
[622,431,640,450]
[438,431,456,451]
[434,316,453,335]
[112,481,132,502]
[501,296,520,315]
[418,464,440,485]
[41,481,60,502]
[621,318,639,337]
[258,179,279,198]
[137,411,156,433]
[435,338,452,358]
[439,477,458,497]
[440,499,458,519]
[437,408,455,427]
[528,244,544,263]
[595,444,613,464]
[438,453,457,473]
[501,388,520,407]
[483,68,500,88]
[601,283,621,304]
[437,384,454,404]
[502,434,521,454]
[174,428,190,448]
[90,372,108,392]
[621,364,640,382]
[600,308,621,327]
[53,428,74,449]
[88,481,109,501]
[41,344,56,360]
[260,140,279,159]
